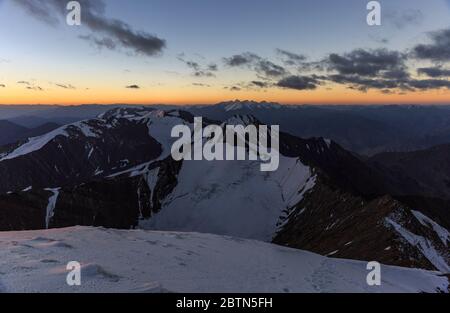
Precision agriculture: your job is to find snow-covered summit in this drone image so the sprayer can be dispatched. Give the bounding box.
[97,106,154,120]
[0,119,105,162]
[0,107,192,163]
[216,100,283,112]
[223,114,261,126]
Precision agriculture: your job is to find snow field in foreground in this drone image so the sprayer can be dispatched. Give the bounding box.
[0,227,447,293]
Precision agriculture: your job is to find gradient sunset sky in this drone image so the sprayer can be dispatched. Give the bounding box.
[0,0,449,105]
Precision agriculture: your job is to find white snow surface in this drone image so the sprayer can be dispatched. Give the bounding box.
[0,127,69,162]
[145,110,193,160]
[0,226,447,293]
[411,210,450,247]
[141,155,316,241]
[70,121,101,138]
[385,218,450,273]
[0,120,102,162]
[145,167,160,192]
[44,188,60,229]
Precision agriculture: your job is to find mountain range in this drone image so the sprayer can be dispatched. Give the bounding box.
[0,120,61,147]
[186,101,450,155]
[0,102,449,292]
[0,103,448,275]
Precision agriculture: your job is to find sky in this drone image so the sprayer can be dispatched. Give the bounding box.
[0,0,449,105]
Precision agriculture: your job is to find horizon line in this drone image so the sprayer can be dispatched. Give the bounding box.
[1,101,450,107]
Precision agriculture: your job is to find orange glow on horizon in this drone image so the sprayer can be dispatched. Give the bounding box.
[1,85,449,106]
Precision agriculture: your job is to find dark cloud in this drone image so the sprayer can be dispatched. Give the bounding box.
[250,81,270,88]
[224,80,273,91]
[185,60,200,70]
[17,80,46,91]
[13,0,64,25]
[82,13,165,57]
[385,9,424,29]
[328,73,450,92]
[383,69,411,80]
[256,60,287,77]
[413,28,450,62]
[79,35,117,51]
[208,64,218,72]
[126,85,140,89]
[223,53,259,67]
[26,86,44,91]
[13,0,166,57]
[417,67,450,78]
[55,83,76,89]
[0,84,5,88]
[192,83,211,87]
[277,75,319,90]
[321,48,416,92]
[194,71,215,78]
[407,79,450,90]
[276,49,306,66]
[369,35,389,45]
[327,49,407,77]
[224,52,287,78]
[178,55,217,77]
[222,43,450,94]
[225,86,241,91]
[328,74,403,92]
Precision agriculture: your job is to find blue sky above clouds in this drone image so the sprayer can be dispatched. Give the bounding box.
[0,0,449,105]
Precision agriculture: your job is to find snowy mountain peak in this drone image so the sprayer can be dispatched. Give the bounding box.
[217,100,283,111]
[224,114,261,126]
[0,126,69,162]
[98,106,155,120]
[0,119,108,162]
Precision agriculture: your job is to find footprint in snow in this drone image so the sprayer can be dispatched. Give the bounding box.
[81,263,121,283]
[29,237,56,243]
[0,279,7,293]
[40,259,59,264]
[35,241,73,249]
[132,282,170,293]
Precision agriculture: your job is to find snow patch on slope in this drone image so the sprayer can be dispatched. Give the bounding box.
[385,217,450,273]
[145,167,159,192]
[224,114,258,126]
[69,121,101,138]
[145,111,193,160]
[0,127,69,162]
[142,155,315,241]
[0,119,104,162]
[412,210,450,247]
[44,188,60,229]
